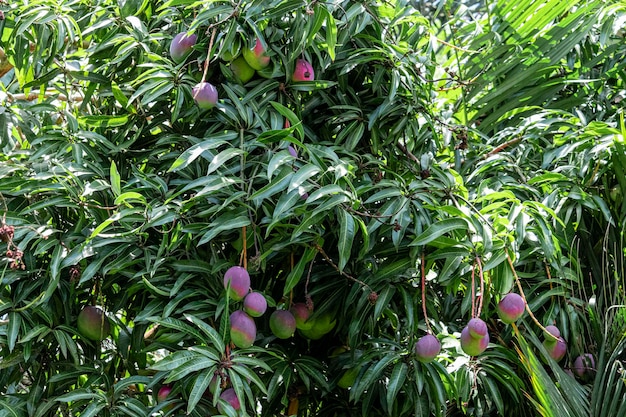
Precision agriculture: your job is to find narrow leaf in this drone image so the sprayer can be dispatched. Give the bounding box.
[337,209,355,271]
[409,219,468,246]
[110,160,121,197]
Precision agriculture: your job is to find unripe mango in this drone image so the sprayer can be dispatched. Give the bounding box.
[223,266,250,301]
[543,336,567,362]
[497,293,525,324]
[157,384,174,412]
[230,310,256,348]
[544,325,561,339]
[157,384,172,402]
[269,309,296,339]
[337,367,359,389]
[414,334,441,363]
[242,37,270,71]
[77,306,110,341]
[230,56,255,83]
[290,303,313,330]
[299,312,336,340]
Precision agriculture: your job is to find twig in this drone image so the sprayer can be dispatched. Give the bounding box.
[476,255,485,317]
[207,0,243,31]
[6,91,84,103]
[421,252,433,334]
[304,252,316,305]
[396,142,420,164]
[313,243,370,290]
[483,137,522,159]
[470,259,477,318]
[241,226,247,270]
[433,36,479,54]
[201,27,218,83]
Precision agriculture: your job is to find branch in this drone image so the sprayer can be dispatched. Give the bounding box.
[313,243,371,291]
[483,137,522,159]
[6,91,84,103]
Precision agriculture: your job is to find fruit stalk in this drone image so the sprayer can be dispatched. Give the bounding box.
[241,225,247,270]
[470,258,476,318]
[475,255,485,317]
[421,251,432,334]
[505,249,558,341]
[201,27,218,83]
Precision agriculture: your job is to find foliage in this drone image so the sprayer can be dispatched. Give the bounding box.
[1,0,625,416]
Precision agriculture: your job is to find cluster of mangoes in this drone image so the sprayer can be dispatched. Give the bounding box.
[224,264,336,348]
[169,30,315,109]
[414,292,526,363]
[223,265,267,349]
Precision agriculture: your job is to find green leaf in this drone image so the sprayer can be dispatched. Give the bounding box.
[288,164,320,193]
[184,314,225,353]
[151,350,199,372]
[79,401,107,417]
[207,148,244,175]
[198,214,250,246]
[110,160,121,197]
[386,362,408,415]
[270,102,304,140]
[350,353,398,402]
[187,369,216,414]
[409,219,469,246]
[337,209,355,271]
[114,191,146,206]
[55,390,106,402]
[78,115,130,128]
[168,133,236,172]
[283,246,317,295]
[7,312,21,353]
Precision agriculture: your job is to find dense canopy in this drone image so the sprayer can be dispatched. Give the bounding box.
[1,0,625,416]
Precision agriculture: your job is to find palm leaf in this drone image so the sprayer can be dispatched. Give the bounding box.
[513,325,590,417]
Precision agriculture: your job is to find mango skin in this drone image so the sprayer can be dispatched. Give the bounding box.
[290,303,313,330]
[243,292,267,317]
[467,318,488,339]
[242,37,270,71]
[299,312,336,340]
[497,293,525,324]
[544,325,561,338]
[292,59,314,82]
[192,82,218,110]
[170,32,197,63]
[269,310,296,339]
[223,266,250,301]
[337,367,359,389]
[460,326,489,356]
[230,310,256,348]
[573,353,595,379]
[414,334,441,363]
[230,56,255,83]
[77,306,110,341]
[218,388,241,414]
[543,336,567,362]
